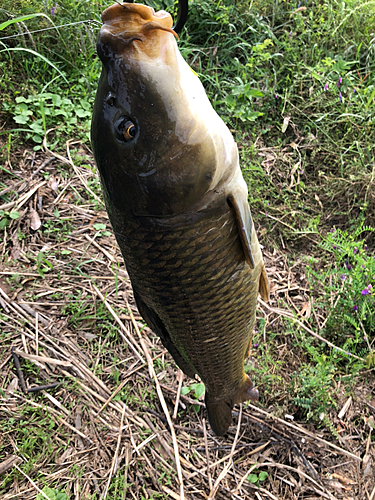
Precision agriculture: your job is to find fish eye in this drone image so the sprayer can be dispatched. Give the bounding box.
[116,117,137,142]
[123,121,136,141]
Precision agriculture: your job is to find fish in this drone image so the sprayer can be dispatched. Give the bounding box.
[91,2,269,436]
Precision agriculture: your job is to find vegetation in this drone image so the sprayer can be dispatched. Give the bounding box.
[0,0,374,498]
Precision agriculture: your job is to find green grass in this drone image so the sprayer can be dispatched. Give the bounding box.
[0,0,374,495]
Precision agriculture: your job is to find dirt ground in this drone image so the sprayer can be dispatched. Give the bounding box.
[0,143,374,499]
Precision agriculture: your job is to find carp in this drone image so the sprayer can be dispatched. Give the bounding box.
[91,2,269,435]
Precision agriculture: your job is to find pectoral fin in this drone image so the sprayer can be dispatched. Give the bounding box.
[227,193,255,269]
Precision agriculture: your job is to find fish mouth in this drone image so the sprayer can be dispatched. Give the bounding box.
[99,2,178,52]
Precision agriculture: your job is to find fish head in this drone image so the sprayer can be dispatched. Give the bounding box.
[91,2,237,218]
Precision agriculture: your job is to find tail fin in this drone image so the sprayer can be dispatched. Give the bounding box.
[205,393,233,436]
[205,377,259,436]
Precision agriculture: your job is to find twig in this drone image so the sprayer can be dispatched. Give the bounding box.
[246,403,362,462]
[92,284,145,364]
[11,347,27,394]
[13,463,51,500]
[102,405,126,500]
[13,349,72,367]
[0,180,46,212]
[208,405,243,499]
[66,139,103,205]
[203,419,212,490]
[10,392,93,444]
[27,382,60,393]
[126,300,185,500]
[173,369,184,419]
[85,234,117,263]
[0,455,21,475]
[258,298,365,362]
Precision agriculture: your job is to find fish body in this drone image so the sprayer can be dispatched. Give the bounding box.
[91,3,269,435]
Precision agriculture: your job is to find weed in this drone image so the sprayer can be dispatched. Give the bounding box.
[0,209,20,229]
[247,468,269,487]
[181,382,205,412]
[308,224,375,358]
[36,487,68,500]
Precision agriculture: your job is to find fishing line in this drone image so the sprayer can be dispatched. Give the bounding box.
[0,20,101,41]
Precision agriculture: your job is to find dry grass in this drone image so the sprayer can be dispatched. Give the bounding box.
[0,142,374,499]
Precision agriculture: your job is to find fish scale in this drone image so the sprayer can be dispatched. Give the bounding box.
[111,199,260,399]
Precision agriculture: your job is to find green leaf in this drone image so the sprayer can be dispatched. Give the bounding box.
[247,473,259,483]
[0,48,68,85]
[56,493,67,500]
[181,386,190,396]
[245,88,264,98]
[36,486,57,500]
[194,383,205,399]
[14,115,30,124]
[9,211,20,219]
[0,13,51,31]
[0,218,9,229]
[258,471,268,481]
[93,223,106,231]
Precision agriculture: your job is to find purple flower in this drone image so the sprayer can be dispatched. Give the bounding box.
[352,305,358,312]
[368,284,373,290]
[254,343,259,348]
[337,77,342,87]
[51,2,57,16]
[361,288,369,295]
[298,1,301,6]
[345,260,351,270]
[353,247,358,254]
[353,87,356,93]
[275,94,279,98]
[339,92,342,102]
[340,274,346,280]
[324,83,329,91]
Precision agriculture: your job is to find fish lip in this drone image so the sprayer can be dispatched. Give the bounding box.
[100,3,177,39]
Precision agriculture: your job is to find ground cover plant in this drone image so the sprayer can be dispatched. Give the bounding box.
[0,0,374,498]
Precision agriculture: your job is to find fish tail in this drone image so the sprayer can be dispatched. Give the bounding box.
[205,393,233,436]
[205,377,259,436]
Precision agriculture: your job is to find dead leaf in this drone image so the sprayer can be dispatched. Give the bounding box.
[56,446,74,465]
[291,6,307,15]
[365,415,375,430]
[48,175,60,193]
[299,301,311,318]
[11,237,21,260]
[331,473,356,485]
[282,114,290,133]
[29,207,41,231]
[315,193,324,211]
